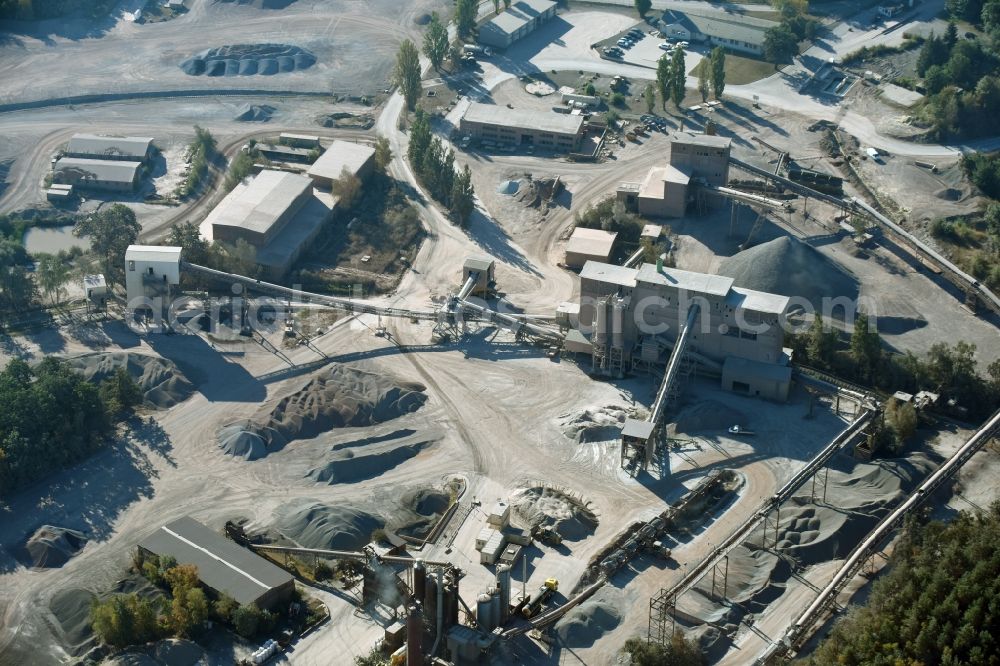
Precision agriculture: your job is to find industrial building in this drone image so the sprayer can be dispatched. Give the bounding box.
[65,134,155,163]
[564,227,617,268]
[462,256,496,297]
[199,170,334,278]
[576,260,792,401]
[138,516,294,609]
[124,245,181,321]
[618,133,732,218]
[478,0,558,49]
[659,9,777,56]
[460,103,584,152]
[306,140,376,190]
[53,157,142,192]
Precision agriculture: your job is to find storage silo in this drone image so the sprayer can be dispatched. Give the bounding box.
[496,565,511,623]
[477,593,493,633]
[611,296,625,351]
[406,603,423,666]
[489,586,501,629]
[594,296,608,348]
[413,560,426,600]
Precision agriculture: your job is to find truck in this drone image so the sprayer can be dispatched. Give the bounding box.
[531,524,563,546]
[463,44,492,57]
[521,578,559,619]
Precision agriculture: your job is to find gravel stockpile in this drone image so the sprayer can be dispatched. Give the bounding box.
[306,440,432,484]
[22,525,88,568]
[64,352,195,409]
[275,500,384,551]
[717,236,859,312]
[555,588,623,647]
[218,364,428,460]
[180,44,316,77]
[153,638,205,665]
[49,588,96,657]
[511,486,598,541]
[235,104,276,122]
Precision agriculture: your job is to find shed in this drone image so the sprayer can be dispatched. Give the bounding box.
[138,516,294,609]
[84,274,108,308]
[487,501,510,529]
[280,133,321,149]
[480,531,507,565]
[565,227,617,268]
[306,140,376,190]
[641,224,664,242]
[721,355,791,402]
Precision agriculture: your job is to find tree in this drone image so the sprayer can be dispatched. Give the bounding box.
[885,398,918,444]
[644,84,656,113]
[697,62,709,102]
[166,221,209,266]
[35,253,71,304]
[99,368,142,416]
[233,604,263,638]
[332,167,363,209]
[710,47,726,99]
[407,110,432,167]
[422,13,449,71]
[170,587,208,637]
[0,238,34,315]
[91,594,161,649]
[916,34,950,76]
[806,314,837,366]
[634,0,652,16]
[374,135,393,174]
[945,20,959,49]
[656,54,671,110]
[763,24,798,64]
[850,314,881,380]
[355,645,389,666]
[212,594,239,623]
[492,0,500,14]
[455,0,477,37]
[393,39,421,111]
[74,204,140,286]
[623,633,705,665]
[669,46,686,108]
[450,165,475,225]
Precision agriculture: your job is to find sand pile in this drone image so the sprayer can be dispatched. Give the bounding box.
[49,588,96,657]
[935,187,963,201]
[219,364,427,459]
[64,352,194,409]
[717,236,859,312]
[23,525,88,568]
[317,112,375,129]
[669,400,745,435]
[235,104,276,122]
[305,440,432,484]
[557,405,629,443]
[556,588,623,647]
[497,180,520,195]
[180,44,315,77]
[510,486,598,541]
[275,500,384,551]
[514,175,563,208]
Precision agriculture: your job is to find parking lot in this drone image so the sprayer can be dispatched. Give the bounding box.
[597,22,706,74]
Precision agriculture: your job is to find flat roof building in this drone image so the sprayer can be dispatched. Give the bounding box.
[139,516,294,609]
[479,0,558,49]
[307,140,376,190]
[66,134,154,163]
[660,9,777,56]
[668,133,731,186]
[200,170,334,278]
[565,227,617,268]
[53,157,142,192]
[460,103,584,152]
[463,256,496,297]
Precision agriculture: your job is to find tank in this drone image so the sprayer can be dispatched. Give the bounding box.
[443,582,459,629]
[406,604,423,666]
[477,593,493,633]
[594,297,608,347]
[496,565,511,623]
[489,586,502,629]
[611,297,625,350]
[413,560,426,600]
[423,572,438,619]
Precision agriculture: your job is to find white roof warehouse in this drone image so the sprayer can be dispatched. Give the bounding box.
[66,134,155,163]
[460,103,584,152]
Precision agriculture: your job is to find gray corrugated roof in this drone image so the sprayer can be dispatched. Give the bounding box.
[207,170,312,235]
[307,140,375,181]
[464,256,495,272]
[567,227,617,257]
[463,103,583,136]
[662,10,777,46]
[67,134,153,159]
[483,0,556,36]
[672,132,733,149]
[723,355,792,382]
[55,158,141,184]
[139,516,292,606]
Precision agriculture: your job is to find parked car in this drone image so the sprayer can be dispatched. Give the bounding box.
[659,42,673,51]
[677,41,689,48]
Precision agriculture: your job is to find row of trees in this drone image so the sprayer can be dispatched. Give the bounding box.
[807,502,1000,665]
[656,47,688,110]
[178,126,216,198]
[647,46,725,112]
[408,111,476,224]
[0,358,141,497]
[793,314,1000,419]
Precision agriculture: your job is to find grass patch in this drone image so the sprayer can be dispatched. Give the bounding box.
[691,53,777,86]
